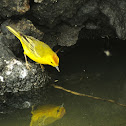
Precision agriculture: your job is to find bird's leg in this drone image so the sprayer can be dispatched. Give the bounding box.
[42,116,47,126]
[40,64,45,72]
[24,54,31,70]
[55,47,63,54]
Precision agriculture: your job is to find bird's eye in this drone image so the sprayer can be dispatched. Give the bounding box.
[51,62,53,64]
[57,109,60,113]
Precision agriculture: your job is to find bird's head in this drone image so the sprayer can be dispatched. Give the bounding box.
[48,53,60,72]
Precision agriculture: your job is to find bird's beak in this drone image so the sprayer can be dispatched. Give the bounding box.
[60,103,64,108]
[55,66,60,72]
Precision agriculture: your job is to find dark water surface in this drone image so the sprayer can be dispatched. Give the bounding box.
[1,39,126,126]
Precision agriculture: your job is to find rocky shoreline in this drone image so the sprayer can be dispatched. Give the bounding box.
[0,0,126,111]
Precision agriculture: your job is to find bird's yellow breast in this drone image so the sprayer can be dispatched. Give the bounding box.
[30,105,66,126]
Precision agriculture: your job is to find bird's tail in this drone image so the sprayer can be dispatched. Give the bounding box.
[6,26,21,40]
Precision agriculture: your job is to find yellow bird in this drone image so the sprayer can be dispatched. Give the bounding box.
[6,26,60,72]
[30,104,66,126]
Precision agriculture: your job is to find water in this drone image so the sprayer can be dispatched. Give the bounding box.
[1,39,126,126]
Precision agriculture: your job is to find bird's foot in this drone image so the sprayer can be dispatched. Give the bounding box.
[40,64,45,72]
[25,62,32,70]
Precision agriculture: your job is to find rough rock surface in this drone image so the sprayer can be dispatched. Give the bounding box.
[0,0,126,111]
[30,0,126,40]
[0,86,49,113]
[0,58,49,95]
[31,0,83,27]
[0,0,30,18]
[1,18,44,56]
[57,25,82,46]
[100,0,126,39]
[0,0,126,47]
[0,19,49,96]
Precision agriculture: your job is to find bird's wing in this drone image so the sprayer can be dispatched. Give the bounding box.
[28,36,52,57]
[20,34,44,58]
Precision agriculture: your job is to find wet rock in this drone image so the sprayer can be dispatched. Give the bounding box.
[0,0,126,46]
[57,25,82,46]
[78,14,117,39]
[0,57,49,95]
[41,24,82,47]
[0,0,30,18]
[31,0,83,27]
[68,0,99,26]
[0,0,126,115]
[0,85,49,114]
[0,19,50,95]
[0,1,126,98]
[0,36,15,71]
[30,0,126,41]
[100,0,126,39]
[34,0,44,3]
[0,18,44,57]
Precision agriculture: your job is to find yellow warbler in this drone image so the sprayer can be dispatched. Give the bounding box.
[30,104,66,126]
[6,26,60,72]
